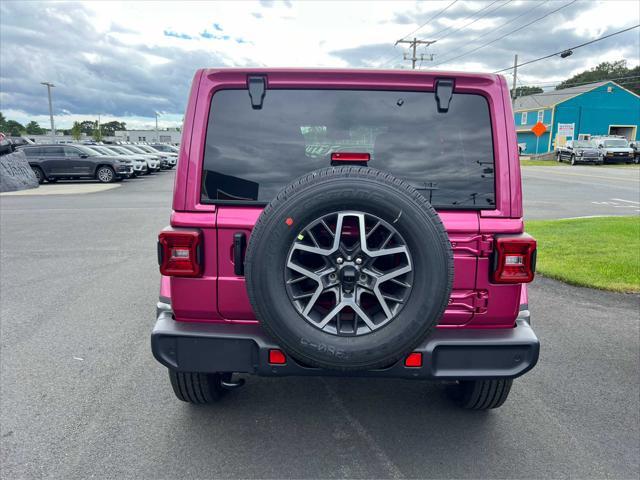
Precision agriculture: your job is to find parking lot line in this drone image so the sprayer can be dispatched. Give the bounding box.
[1,183,121,196]
[529,169,639,183]
[611,198,640,205]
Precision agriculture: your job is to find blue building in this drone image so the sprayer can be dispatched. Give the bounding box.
[513,81,640,154]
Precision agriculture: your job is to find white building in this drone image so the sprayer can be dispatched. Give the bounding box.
[114,128,181,144]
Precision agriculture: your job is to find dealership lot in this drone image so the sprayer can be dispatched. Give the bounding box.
[522,165,640,219]
[1,169,638,479]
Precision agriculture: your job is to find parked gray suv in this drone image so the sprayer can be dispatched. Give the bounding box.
[19,144,133,183]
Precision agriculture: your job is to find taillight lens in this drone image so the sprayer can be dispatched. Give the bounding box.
[491,234,537,284]
[158,229,203,277]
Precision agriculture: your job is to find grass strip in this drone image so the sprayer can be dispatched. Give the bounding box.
[526,216,640,293]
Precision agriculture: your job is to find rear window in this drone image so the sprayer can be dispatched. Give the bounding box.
[202,89,495,209]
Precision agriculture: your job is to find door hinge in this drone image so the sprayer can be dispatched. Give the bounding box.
[448,290,489,314]
[479,235,493,257]
[450,235,493,257]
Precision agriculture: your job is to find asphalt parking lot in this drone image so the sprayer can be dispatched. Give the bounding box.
[1,168,638,479]
[522,165,640,219]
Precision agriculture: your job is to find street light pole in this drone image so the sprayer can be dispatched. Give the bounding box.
[155,112,159,142]
[41,82,56,140]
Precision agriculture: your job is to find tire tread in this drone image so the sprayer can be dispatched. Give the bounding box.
[168,370,225,404]
[454,379,513,410]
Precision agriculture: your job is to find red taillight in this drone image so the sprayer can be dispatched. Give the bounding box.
[331,152,370,162]
[268,349,286,365]
[404,352,422,368]
[491,234,537,284]
[158,229,203,277]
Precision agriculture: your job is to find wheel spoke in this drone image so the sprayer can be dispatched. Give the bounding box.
[286,275,307,285]
[302,285,324,316]
[306,228,320,247]
[286,258,321,282]
[365,220,382,239]
[350,301,376,330]
[317,302,346,328]
[380,230,395,249]
[390,278,412,289]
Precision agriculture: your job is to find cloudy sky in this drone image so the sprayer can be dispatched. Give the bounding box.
[1,0,638,130]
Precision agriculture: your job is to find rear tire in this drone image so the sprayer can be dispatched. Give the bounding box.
[168,370,229,404]
[556,152,562,162]
[448,379,513,410]
[570,154,576,166]
[245,166,453,371]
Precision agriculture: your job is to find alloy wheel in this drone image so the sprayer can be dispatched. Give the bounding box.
[97,167,114,183]
[285,211,413,336]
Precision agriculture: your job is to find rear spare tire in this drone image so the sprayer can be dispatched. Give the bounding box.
[245,166,453,370]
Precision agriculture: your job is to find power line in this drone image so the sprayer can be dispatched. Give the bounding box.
[513,80,639,97]
[429,0,500,40]
[493,24,640,73]
[513,74,545,107]
[514,74,640,89]
[439,0,548,52]
[431,0,575,68]
[433,0,510,42]
[400,0,459,41]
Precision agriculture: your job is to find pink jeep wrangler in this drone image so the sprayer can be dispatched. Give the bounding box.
[152,69,539,410]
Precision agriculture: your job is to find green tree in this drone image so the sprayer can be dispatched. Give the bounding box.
[511,85,543,98]
[100,121,126,136]
[5,120,25,136]
[0,112,7,132]
[556,60,639,95]
[79,120,95,135]
[92,121,103,142]
[70,121,83,141]
[25,121,45,135]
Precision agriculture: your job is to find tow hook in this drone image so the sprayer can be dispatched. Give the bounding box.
[220,376,245,390]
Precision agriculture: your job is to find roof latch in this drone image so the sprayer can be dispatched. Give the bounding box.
[247,75,266,110]
[435,79,454,113]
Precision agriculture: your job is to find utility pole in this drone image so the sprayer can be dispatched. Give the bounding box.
[395,38,436,69]
[41,82,55,140]
[155,112,159,142]
[511,54,518,104]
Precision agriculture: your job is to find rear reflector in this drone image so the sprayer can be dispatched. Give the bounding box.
[404,352,422,368]
[158,229,203,277]
[491,234,537,284]
[268,349,286,365]
[331,152,370,162]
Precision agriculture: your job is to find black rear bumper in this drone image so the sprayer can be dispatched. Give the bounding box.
[151,304,539,380]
